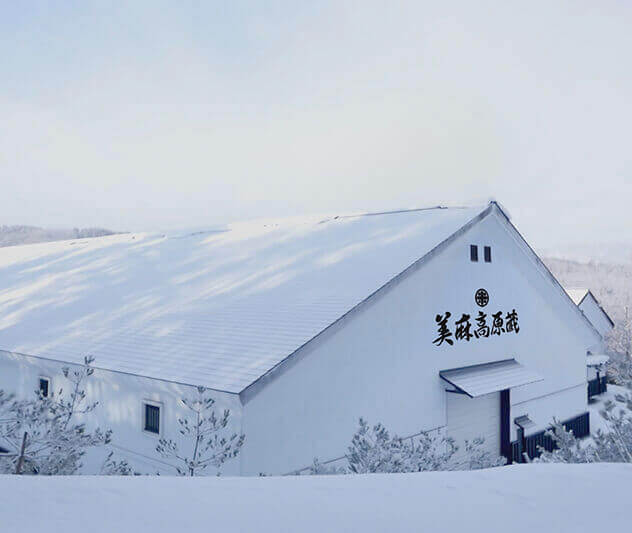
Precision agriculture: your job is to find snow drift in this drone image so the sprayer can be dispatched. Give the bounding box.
[1,463,629,533]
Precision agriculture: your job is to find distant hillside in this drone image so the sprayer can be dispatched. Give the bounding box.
[0,225,120,248]
[544,257,632,323]
[540,243,632,265]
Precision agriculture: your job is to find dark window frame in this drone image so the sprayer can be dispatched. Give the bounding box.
[143,402,161,435]
[470,244,479,262]
[38,377,51,398]
[484,246,492,263]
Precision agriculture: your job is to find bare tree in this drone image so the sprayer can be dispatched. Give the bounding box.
[608,306,632,357]
[606,307,632,385]
[156,386,244,476]
[0,357,111,475]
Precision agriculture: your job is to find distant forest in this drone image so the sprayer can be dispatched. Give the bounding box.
[0,225,120,248]
[544,256,632,324]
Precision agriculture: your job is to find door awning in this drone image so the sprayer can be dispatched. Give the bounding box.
[440,359,543,398]
[514,415,536,430]
[586,354,609,367]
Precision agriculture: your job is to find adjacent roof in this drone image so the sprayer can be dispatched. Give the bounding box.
[439,359,543,398]
[0,205,487,393]
[565,288,589,306]
[565,287,615,329]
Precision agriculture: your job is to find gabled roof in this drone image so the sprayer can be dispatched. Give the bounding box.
[565,287,615,328]
[0,205,487,393]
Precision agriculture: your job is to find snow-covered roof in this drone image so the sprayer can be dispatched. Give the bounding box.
[586,354,609,367]
[439,359,543,398]
[565,288,589,306]
[0,205,487,393]
[564,287,615,330]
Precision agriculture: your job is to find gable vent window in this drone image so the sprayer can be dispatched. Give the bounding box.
[470,245,479,262]
[39,377,50,398]
[484,246,492,263]
[143,403,161,435]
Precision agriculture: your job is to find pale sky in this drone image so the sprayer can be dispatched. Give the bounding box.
[1,1,631,248]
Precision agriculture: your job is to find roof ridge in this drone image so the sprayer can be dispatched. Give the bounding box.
[334,205,472,220]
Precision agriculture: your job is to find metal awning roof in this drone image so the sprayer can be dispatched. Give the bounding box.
[439,359,543,398]
[514,415,536,430]
[587,354,609,367]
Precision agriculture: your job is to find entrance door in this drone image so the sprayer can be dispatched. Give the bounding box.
[446,391,500,463]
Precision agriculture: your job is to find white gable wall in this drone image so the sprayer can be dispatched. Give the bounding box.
[581,292,613,380]
[240,208,600,475]
[0,351,243,475]
[579,293,613,341]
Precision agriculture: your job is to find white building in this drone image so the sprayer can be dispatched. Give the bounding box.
[566,288,614,399]
[565,288,614,341]
[0,202,603,474]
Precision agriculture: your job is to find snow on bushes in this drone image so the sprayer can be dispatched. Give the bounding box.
[535,388,632,464]
[308,417,506,475]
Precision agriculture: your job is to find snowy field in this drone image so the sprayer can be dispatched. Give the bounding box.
[1,463,630,533]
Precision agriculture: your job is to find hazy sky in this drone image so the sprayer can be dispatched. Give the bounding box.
[2,1,631,248]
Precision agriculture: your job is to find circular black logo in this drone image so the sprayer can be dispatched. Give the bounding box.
[475,288,489,307]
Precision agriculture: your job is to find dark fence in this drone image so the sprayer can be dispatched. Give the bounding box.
[511,411,590,463]
[587,376,608,400]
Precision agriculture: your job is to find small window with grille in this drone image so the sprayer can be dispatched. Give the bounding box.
[143,402,161,435]
[484,246,492,263]
[39,377,51,398]
[470,244,479,262]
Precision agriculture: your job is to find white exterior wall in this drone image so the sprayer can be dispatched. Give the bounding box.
[0,351,242,475]
[240,210,600,475]
[510,384,586,441]
[579,293,613,341]
[447,392,500,461]
[580,293,612,382]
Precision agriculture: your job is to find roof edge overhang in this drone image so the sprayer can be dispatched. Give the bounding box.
[0,349,241,396]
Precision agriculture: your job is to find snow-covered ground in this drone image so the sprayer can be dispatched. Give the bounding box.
[1,463,630,533]
[2,389,629,532]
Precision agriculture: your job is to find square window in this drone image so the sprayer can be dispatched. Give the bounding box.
[484,246,492,263]
[470,245,478,262]
[144,403,160,435]
[39,377,50,398]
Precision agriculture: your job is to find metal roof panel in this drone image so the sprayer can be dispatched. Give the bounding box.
[440,359,543,398]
